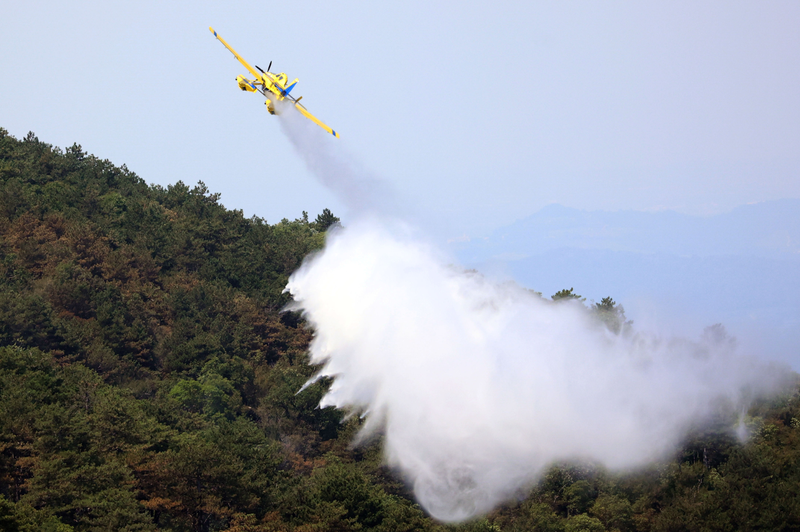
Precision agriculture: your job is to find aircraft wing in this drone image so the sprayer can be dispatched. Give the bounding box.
[209,27,261,80]
[295,103,340,138]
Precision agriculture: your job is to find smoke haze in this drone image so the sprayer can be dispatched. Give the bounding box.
[277,104,784,522]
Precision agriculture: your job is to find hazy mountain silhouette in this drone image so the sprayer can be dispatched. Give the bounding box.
[452,199,800,367]
[456,199,800,262]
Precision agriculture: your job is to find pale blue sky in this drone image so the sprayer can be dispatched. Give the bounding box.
[3,1,799,238]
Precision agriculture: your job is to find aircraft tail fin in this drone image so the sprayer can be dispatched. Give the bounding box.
[283,79,298,95]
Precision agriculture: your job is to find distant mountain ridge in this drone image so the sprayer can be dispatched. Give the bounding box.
[456,199,800,263]
[451,199,800,367]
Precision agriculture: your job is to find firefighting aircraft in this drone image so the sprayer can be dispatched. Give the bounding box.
[209,27,339,138]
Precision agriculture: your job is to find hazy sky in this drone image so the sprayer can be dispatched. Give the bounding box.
[2,1,799,237]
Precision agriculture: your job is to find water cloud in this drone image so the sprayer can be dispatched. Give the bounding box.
[278,104,783,521]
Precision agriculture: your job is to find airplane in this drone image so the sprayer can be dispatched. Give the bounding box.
[209,27,339,138]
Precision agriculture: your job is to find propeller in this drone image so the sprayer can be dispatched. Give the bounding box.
[255,62,273,74]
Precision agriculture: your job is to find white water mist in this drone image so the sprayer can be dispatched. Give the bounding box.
[286,221,778,521]
[276,103,781,522]
[274,98,398,217]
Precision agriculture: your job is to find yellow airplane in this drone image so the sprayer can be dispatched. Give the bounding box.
[209,27,339,138]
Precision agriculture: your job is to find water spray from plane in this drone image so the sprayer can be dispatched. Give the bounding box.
[275,99,399,217]
[276,104,785,522]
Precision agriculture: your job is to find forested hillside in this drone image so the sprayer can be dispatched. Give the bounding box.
[1,128,799,531]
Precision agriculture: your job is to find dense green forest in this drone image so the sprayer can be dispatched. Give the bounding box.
[1,127,799,531]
